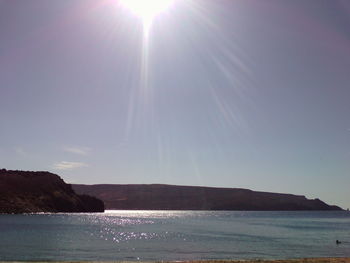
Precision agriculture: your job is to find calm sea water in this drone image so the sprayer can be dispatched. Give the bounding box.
[0,211,349,261]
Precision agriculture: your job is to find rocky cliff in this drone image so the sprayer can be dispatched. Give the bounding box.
[0,169,104,213]
[73,184,342,211]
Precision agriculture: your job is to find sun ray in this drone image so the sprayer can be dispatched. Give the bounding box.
[119,0,174,36]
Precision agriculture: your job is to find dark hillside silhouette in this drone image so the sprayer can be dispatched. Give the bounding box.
[0,169,104,213]
[73,184,342,211]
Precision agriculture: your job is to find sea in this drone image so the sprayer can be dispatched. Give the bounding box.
[0,210,349,261]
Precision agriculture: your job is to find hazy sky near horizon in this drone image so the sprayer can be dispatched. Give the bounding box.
[0,0,350,208]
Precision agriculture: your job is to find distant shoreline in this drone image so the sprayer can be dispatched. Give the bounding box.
[73,184,343,211]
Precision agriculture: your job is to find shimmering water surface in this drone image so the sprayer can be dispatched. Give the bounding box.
[0,211,349,261]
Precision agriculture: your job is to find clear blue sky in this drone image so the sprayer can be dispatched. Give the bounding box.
[1,0,349,208]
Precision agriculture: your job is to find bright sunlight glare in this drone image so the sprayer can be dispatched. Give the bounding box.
[119,0,174,34]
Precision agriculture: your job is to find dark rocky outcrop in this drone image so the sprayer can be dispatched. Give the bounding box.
[72,184,342,211]
[0,169,104,213]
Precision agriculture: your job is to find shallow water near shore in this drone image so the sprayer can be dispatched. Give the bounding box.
[0,211,349,261]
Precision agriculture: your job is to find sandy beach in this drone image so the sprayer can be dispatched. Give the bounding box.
[180,259,350,263]
[3,258,350,263]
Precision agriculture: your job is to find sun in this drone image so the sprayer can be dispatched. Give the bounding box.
[119,0,174,34]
